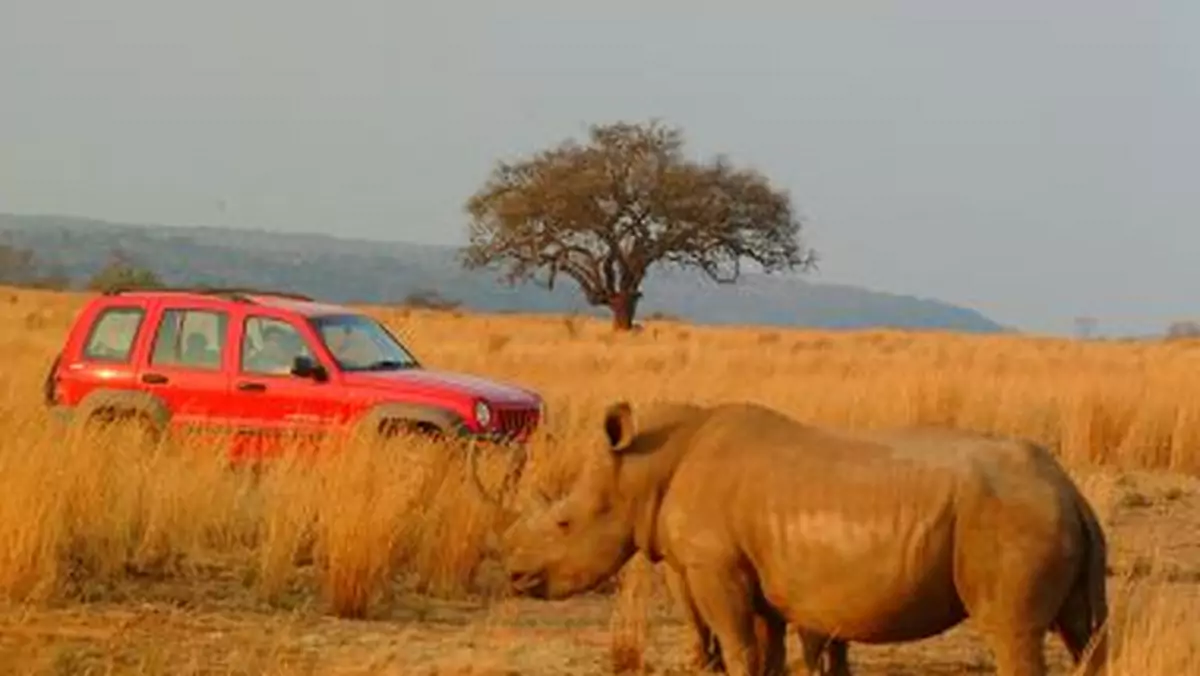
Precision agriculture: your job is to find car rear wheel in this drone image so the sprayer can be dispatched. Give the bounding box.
[74,407,164,448]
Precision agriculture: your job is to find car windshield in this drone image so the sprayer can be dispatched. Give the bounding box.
[309,314,419,372]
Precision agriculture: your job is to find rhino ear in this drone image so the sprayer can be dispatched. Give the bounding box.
[604,401,635,452]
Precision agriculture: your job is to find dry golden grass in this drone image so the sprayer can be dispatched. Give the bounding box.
[0,286,1196,674]
[609,556,654,675]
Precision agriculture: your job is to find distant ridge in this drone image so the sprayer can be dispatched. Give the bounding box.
[0,212,1009,333]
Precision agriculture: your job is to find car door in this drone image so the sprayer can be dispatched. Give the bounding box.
[228,312,352,441]
[136,302,234,435]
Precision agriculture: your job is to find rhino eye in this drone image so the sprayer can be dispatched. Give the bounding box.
[556,518,570,532]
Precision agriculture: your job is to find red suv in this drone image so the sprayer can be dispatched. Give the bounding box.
[44,287,544,457]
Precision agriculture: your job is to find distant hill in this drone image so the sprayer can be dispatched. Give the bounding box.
[0,213,1009,333]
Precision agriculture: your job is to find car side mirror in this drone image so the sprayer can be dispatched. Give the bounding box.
[290,355,328,382]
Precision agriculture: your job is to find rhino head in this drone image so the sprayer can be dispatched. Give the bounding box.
[501,400,699,600]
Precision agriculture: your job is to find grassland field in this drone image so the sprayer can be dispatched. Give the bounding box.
[0,286,1197,675]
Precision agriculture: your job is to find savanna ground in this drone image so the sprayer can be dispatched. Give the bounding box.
[1,286,1198,675]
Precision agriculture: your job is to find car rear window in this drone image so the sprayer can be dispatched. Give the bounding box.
[82,306,145,363]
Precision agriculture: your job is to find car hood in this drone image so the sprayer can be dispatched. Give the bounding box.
[343,368,540,406]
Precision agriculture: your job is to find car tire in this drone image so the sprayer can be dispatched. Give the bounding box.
[67,391,169,448]
[380,418,444,441]
[352,410,445,448]
[75,407,164,446]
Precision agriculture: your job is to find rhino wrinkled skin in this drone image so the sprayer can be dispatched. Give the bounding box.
[499,401,1108,676]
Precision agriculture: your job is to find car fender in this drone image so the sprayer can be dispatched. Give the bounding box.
[69,388,172,437]
[353,402,470,440]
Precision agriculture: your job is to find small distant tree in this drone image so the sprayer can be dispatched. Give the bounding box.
[401,288,461,311]
[1166,320,1200,340]
[27,265,72,290]
[0,242,39,286]
[1073,316,1099,340]
[0,242,73,289]
[86,249,163,293]
[460,120,818,330]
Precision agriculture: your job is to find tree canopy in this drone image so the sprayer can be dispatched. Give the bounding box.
[86,249,163,293]
[460,120,817,329]
[0,240,70,290]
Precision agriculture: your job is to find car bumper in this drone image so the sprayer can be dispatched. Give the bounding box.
[456,428,534,446]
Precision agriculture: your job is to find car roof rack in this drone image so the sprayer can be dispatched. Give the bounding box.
[102,286,315,303]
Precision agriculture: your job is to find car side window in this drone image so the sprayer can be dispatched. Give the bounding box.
[149,309,228,370]
[241,316,315,376]
[82,306,145,363]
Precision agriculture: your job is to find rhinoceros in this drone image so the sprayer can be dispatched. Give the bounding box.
[493,400,1109,676]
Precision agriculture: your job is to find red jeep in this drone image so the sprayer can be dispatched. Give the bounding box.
[43,287,544,458]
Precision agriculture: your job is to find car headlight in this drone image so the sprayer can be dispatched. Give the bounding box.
[474,400,492,428]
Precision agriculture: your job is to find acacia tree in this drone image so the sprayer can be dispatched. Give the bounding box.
[460,120,818,330]
[86,248,163,293]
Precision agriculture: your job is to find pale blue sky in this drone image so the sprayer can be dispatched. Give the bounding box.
[1,1,1194,336]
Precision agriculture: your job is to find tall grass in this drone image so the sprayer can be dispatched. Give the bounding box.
[0,420,527,614]
[1098,577,1200,675]
[0,287,1197,673]
[9,287,1200,475]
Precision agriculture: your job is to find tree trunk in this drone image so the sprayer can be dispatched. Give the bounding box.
[609,292,640,331]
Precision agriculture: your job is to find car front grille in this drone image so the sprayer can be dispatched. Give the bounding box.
[495,406,540,439]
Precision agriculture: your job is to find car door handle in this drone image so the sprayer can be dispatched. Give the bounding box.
[141,373,169,385]
[237,381,267,393]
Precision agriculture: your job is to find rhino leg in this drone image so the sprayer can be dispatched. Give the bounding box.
[752,604,788,676]
[798,630,849,676]
[1053,588,1107,676]
[679,612,788,676]
[1051,490,1109,676]
[682,565,775,676]
[664,565,724,672]
[983,631,1047,676]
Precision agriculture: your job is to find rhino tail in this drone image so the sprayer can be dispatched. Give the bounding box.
[1061,484,1110,675]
